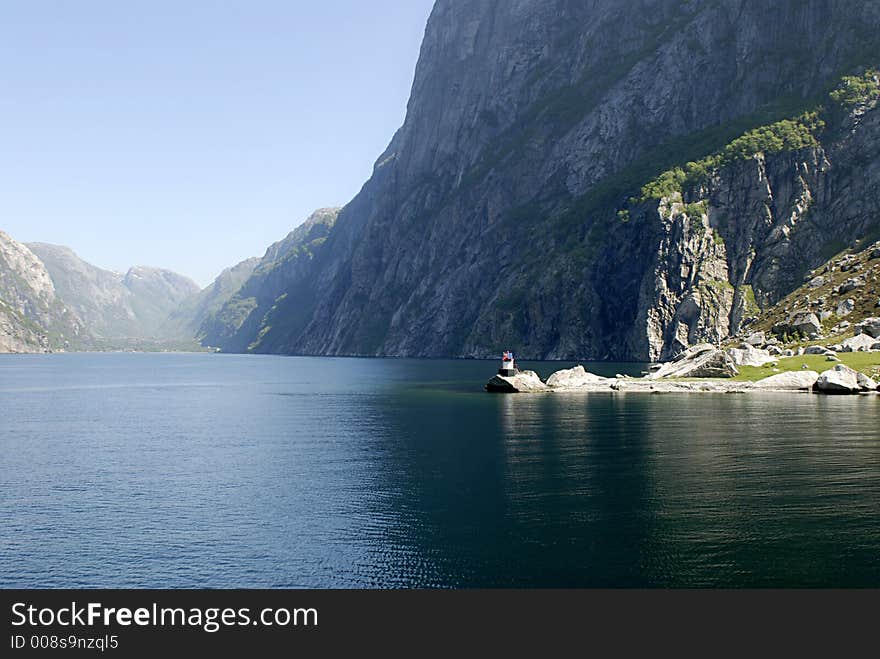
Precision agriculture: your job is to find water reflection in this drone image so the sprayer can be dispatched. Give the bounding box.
[369,384,880,587]
[1,354,878,588]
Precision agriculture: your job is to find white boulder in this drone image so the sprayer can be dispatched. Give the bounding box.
[753,371,820,391]
[727,344,776,367]
[840,333,878,352]
[650,344,739,379]
[857,372,878,391]
[546,366,610,390]
[744,331,767,346]
[816,365,862,394]
[837,299,855,317]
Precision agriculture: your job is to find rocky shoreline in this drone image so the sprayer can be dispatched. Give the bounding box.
[486,363,878,395]
[486,334,880,396]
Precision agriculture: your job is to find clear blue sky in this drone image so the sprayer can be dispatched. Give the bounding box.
[0,0,435,286]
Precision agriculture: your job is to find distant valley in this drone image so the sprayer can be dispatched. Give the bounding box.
[1,229,212,352]
[0,212,336,354]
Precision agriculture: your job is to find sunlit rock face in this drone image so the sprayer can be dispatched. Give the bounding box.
[0,230,79,352]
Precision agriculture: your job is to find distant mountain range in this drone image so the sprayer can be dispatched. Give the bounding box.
[0,230,206,352]
[0,211,338,353]
[26,242,200,344]
[0,219,331,353]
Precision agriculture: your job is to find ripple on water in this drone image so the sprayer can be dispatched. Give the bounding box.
[1,353,879,588]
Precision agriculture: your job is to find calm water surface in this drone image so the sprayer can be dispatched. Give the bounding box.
[1,353,878,588]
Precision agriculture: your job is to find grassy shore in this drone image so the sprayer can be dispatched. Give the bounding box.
[732,352,880,382]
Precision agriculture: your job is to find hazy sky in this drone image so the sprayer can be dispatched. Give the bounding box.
[0,0,435,286]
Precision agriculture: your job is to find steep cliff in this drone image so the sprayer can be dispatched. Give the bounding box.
[0,231,84,352]
[218,0,880,359]
[623,71,880,358]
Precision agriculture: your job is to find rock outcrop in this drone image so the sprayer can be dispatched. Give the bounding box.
[649,344,739,379]
[0,301,50,353]
[485,370,548,393]
[486,364,873,395]
[545,366,612,391]
[0,230,83,352]
[857,318,880,339]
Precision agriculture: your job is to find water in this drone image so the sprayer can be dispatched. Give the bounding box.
[1,352,879,588]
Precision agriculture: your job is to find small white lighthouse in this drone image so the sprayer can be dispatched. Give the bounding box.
[499,350,517,377]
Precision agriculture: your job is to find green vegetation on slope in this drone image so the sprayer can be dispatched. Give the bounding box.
[545,93,831,239]
[530,68,880,251]
[829,70,880,106]
[636,112,825,202]
[636,69,878,203]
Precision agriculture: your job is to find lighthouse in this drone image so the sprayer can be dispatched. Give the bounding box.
[498,350,518,377]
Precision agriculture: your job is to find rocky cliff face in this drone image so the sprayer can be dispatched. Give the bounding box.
[27,243,200,342]
[220,0,880,360]
[628,74,880,359]
[0,231,83,352]
[0,303,50,353]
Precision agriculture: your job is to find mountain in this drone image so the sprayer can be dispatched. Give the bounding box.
[0,302,49,353]
[0,231,84,352]
[212,0,880,360]
[160,256,259,341]
[1,228,257,353]
[200,208,339,352]
[27,243,200,344]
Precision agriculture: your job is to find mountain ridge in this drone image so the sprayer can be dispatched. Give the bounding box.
[199,208,340,352]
